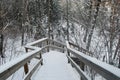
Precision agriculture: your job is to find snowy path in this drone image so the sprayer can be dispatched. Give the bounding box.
[31,51,79,80]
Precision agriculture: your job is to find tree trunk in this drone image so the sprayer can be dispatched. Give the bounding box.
[83,28,88,43]
[21,27,24,46]
[86,0,101,50]
[86,26,95,50]
[46,0,50,39]
[108,1,116,65]
[66,0,69,41]
[118,50,120,68]
[113,36,120,60]
[0,34,4,58]
[0,4,4,58]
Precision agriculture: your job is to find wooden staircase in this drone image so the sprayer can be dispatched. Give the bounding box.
[0,38,120,80]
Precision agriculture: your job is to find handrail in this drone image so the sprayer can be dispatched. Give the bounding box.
[26,38,48,46]
[0,38,48,80]
[48,39,66,47]
[0,38,65,80]
[0,47,45,80]
[67,55,89,80]
[68,42,92,55]
[1,38,119,80]
[66,41,120,80]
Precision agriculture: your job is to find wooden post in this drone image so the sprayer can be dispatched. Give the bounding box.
[39,52,43,65]
[63,46,64,53]
[24,48,29,74]
[52,41,54,45]
[80,61,85,80]
[47,40,49,52]
[67,49,70,63]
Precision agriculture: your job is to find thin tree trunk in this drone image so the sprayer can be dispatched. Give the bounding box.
[0,4,4,58]
[113,36,120,60]
[83,28,88,43]
[86,0,101,50]
[87,1,101,80]
[66,0,69,41]
[0,34,4,58]
[21,27,24,46]
[47,0,51,39]
[108,1,116,65]
[118,50,120,68]
[86,26,95,50]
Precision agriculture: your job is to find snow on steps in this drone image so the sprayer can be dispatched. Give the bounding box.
[31,51,80,80]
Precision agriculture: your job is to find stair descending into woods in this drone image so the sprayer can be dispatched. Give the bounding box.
[0,38,120,80]
[31,51,79,80]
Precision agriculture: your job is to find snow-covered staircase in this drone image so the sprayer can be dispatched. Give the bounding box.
[0,38,120,80]
[32,51,79,80]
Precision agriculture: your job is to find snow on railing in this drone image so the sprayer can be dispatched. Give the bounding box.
[0,38,66,80]
[68,42,93,55]
[26,38,48,46]
[1,38,120,80]
[66,41,120,80]
[0,38,48,80]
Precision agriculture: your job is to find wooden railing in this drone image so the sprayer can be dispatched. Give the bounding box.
[68,42,93,55]
[0,38,120,80]
[0,38,65,80]
[66,41,120,80]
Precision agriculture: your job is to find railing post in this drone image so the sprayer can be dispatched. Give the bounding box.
[80,61,85,80]
[67,49,70,63]
[24,48,29,74]
[39,52,43,65]
[47,39,49,52]
[62,46,64,53]
[52,40,55,51]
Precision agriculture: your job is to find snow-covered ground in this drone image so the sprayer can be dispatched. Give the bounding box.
[31,51,80,80]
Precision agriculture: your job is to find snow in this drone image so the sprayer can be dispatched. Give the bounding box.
[66,40,120,78]
[0,48,41,74]
[1,37,119,80]
[7,67,24,80]
[67,46,120,78]
[31,51,80,80]
[26,38,47,46]
[0,37,47,80]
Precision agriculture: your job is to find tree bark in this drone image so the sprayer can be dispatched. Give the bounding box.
[113,36,120,60]
[83,28,88,43]
[47,0,51,39]
[0,34,4,58]
[86,0,101,50]
[66,0,69,41]
[0,3,4,58]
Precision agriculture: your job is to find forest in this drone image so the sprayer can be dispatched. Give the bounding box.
[0,0,120,79]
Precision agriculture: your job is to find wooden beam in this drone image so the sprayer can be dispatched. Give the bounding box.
[67,47,120,80]
[24,59,43,80]
[67,56,89,80]
[0,46,46,80]
[24,48,29,74]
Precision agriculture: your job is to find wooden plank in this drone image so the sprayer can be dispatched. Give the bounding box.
[24,63,29,74]
[0,38,67,80]
[48,45,65,52]
[0,46,47,80]
[24,48,29,74]
[24,59,43,80]
[26,38,48,46]
[68,48,120,80]
[0,55,34,80]
[67,56,89,80]
[69,42,92,55]
[48,39,66,47]
[47,39,49,52]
